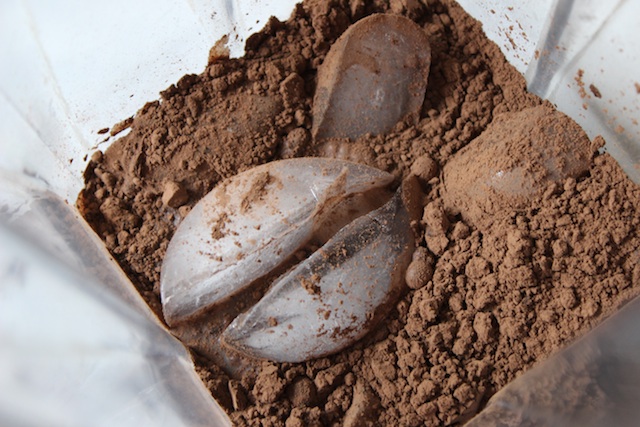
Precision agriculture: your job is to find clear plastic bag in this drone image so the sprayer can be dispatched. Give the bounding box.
[1,1,297,425]
[1,0,639,425]
[467,294,640,427]
[0,188,230,426]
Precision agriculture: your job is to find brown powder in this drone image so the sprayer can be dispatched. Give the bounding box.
[239,171,275,214]
[575,68,588,99]
[589,83,602,99]
[301,274,322,295]
[77,0,640,426]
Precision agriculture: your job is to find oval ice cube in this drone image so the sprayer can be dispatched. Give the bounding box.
[312,14,431,141]
[160,158,394,326]
[221,189,414,362]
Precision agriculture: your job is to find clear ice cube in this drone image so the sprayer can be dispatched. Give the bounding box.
[160,158,394,326]
[312,14,431,141]
[221,190,414,362]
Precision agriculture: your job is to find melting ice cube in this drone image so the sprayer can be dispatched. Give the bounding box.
[161,158,394,326]
[312,13,431,141]
[222,190,414,362]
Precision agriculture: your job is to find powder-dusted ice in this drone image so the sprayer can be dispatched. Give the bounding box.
[312,14,431,141]
[222,190,415,362]
[160,158,394,326]
[442,104,593,230]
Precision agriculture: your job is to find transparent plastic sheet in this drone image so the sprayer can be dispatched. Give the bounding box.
[0,1,296,425]
[466,294,640,427]
[525,0,640,184]
[1,0,639,426]
[0,182,231,427]
[459,0,640,183]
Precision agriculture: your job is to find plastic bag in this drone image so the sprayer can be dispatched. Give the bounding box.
[467,294,640,427]
[1,0,639,425]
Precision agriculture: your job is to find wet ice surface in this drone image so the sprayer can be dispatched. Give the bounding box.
[161,158,394,327]
[160,158,417,364]
[222,190,414,363]
[312,14,431,141]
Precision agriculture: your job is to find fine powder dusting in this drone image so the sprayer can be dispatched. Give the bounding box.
[77,0,640,426]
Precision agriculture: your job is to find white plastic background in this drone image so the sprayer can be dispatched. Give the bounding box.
[1,0,639,426]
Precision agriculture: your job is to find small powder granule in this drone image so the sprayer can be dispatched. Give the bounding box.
[77,0,640,426]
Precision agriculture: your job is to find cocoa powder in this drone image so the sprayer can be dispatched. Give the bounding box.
[77,0,640,426]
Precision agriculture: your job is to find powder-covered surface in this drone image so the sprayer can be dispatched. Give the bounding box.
[77,0,640,425]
